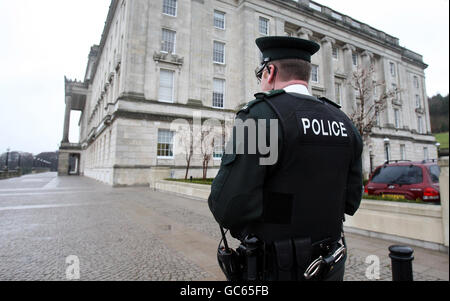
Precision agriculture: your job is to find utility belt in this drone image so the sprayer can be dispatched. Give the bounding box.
[217,227,347,281]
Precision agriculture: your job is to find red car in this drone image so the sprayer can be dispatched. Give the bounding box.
[365,160,441,203]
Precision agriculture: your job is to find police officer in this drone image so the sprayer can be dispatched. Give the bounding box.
[209,36,363,281]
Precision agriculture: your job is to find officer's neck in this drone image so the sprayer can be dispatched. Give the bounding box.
[276,80,309,90]
[262,78,309,92]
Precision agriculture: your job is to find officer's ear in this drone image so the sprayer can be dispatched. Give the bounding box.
[267,65,277,83]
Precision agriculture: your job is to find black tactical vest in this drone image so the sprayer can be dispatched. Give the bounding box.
[245,92,356,245]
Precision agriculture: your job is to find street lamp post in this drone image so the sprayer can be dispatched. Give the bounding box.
[17,153,21,172]
[5,148,10,171]
[368,145,374,174]
[369,152,374,174]
[383,138,390,163]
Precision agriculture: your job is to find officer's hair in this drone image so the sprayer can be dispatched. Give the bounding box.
[272,59,311,82]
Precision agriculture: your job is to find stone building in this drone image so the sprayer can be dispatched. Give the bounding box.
[58,0,437,186]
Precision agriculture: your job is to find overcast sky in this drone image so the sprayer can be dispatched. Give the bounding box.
[0,0,448,155]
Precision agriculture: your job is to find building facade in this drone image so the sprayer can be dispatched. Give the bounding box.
[58,0,437,186]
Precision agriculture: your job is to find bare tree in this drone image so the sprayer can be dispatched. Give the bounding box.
[182,121,194,180]
[200,119,226,180]
[172,119,194,180]
[348,64,398,139]
[200,126,214,180]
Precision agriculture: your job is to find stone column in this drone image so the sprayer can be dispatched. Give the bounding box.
[57,152,70,176]
[381,58,394,127]
[62,95,72,143]
[321,36,336,100]
[297,28,313,40]
[361,50,374,103]
[343,44,356,114]
[439,156,449,249]
[361,50,373,70]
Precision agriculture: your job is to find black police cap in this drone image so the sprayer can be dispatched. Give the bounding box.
[256,36,320,63]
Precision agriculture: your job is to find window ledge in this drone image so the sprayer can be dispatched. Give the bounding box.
[392,99,403,106]
[162,13,177,18]
[154,52,184,66]
[415,108,424,114]
[158,100,175,104]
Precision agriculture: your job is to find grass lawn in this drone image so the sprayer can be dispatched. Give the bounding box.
[165,178,214,185]
[362,194,430,204]
[435,132,449,149]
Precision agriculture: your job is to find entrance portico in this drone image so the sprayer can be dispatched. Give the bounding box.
[58,78,87,176]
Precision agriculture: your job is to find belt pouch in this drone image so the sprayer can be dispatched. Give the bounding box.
[273,240,294,281]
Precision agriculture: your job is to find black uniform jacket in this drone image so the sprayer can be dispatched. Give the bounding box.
[208,90,363,239]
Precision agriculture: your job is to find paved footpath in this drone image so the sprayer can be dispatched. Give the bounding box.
[0,173,448,281]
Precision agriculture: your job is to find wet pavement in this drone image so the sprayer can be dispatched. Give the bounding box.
[0,173,448,281]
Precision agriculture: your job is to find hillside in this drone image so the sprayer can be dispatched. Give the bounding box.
[428,94,449,133]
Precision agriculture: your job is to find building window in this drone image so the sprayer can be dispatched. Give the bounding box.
[213,41,225,64]
[375,111,381,126]
[417,116,423,134]
[390,62,396,77]
[352,52,358,66]
[373,81,378,99]
[354,88,360,99]
[259,17,269,35]
[213,137,224,159]
[335,83,342,105]
[413,76,420,89]
[332,46,339,60]
[162,0,177,16]
[161,29,176,54]
[392,83,398,100]
[356,102,362,115]
[159,69,175,103]
[415,95,421,109]
[214,10,225,29]
[311,65,319,83]
[157,129,174,158]
[424,147,429,160]
[394,109,401,129]
[400,144,406,160]
[213,78,225,108]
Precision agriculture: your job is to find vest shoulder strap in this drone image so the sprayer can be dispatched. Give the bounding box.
[237,98,264,115]
[255,89,286,100]
[238,90,286,115]
[319,96,341,109]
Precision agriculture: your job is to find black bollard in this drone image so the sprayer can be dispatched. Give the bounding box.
[389,245,414,281]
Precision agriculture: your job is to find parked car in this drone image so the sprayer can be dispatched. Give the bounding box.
[364,160,440,203]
